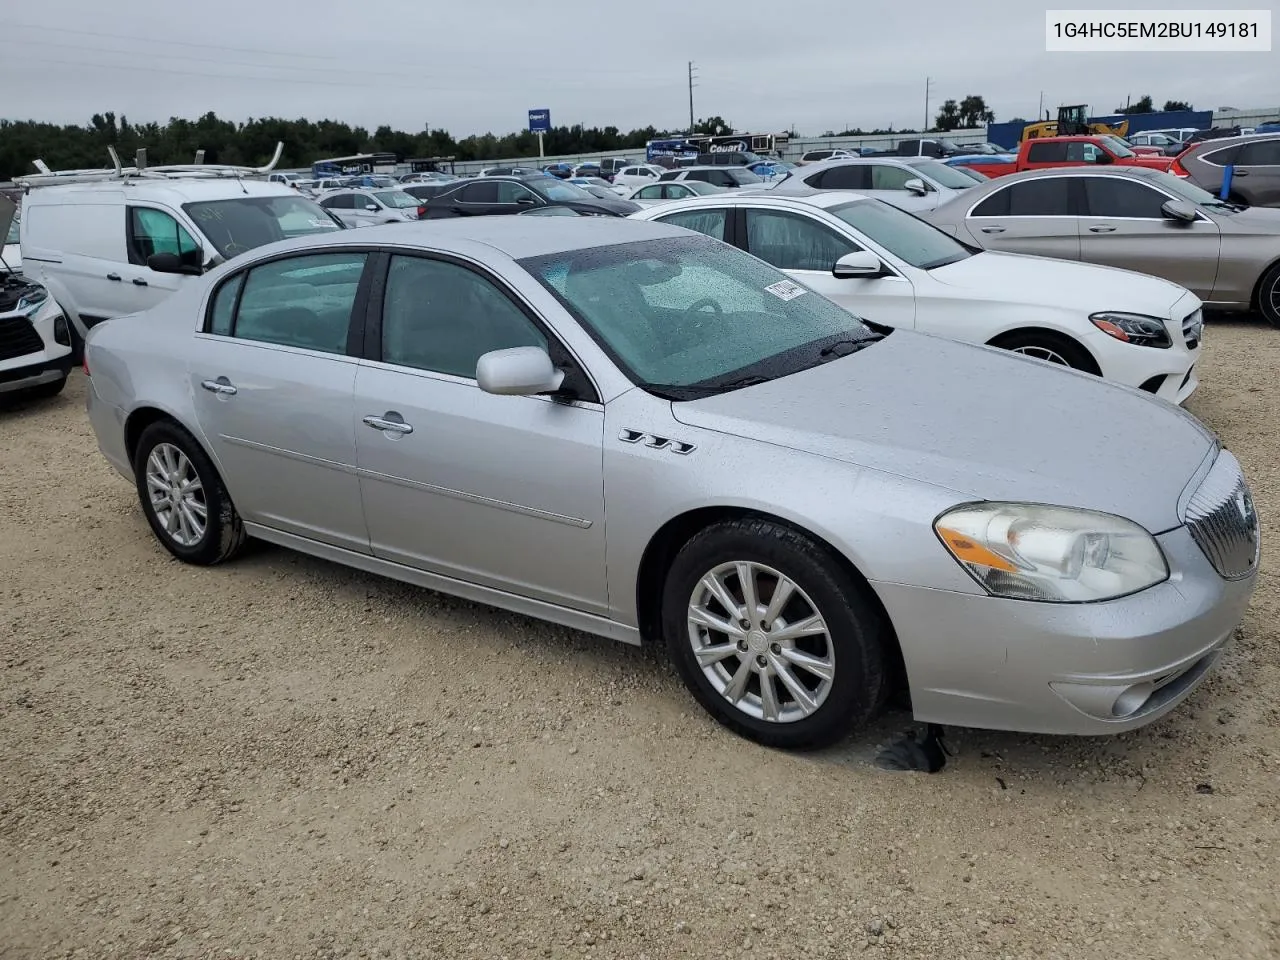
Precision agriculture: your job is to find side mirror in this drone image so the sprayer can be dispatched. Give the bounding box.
[1161,199,1198,222]
[147,252,202,276]
[832,250,884,278]
[365,204,380,212]
[902,178,928,195]
[476,346,565,396]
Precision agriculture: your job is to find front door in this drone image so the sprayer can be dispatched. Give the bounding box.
[125,205,206,308]
[965,177,1082,259]
[353,252,608,614]
[1076,175,1221,300]
[189,250,371,553]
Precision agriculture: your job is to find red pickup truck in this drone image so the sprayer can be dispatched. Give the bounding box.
[962,136,1175,180]
[1013,135,1175,173]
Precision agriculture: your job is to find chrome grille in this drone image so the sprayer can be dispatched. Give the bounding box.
[1184,450,1260,580]
[1181,309,1203,350]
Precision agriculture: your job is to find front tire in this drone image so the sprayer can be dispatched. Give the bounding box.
[662,518,890,749]
[132,420,247,565]
[993,330,1098,373]
[1257,262,1280,327]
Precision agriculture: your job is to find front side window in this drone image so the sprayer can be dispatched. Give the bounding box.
[129,207,200,266]
[869,165,915,190]
[373,190,421,209]
[666,184,694,199]
[654,208,728,241]
[745,209,856,271]
[496,182,538,204]
[183,195,343,260]
[1082,178,1169,218]
[381,255,546,378]
[521,235,876,397]
[226,252,367,354]
[635,185,664,200]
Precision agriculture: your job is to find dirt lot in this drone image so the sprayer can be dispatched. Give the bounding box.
[2,320,1279,960]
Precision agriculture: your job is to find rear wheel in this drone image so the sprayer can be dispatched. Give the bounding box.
[993,330,1098,373]
[132,420,247,565]
[661,518,890,750]
[1257,262,1280,327]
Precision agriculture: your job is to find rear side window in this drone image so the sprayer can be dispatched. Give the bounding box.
[462,182,499,203]
[128,207,200,267]
[1201,145,1241,166]
[1239,139,1280,166]
[813,166,868,190]
[653,208,728,241]
[1027,142,1068,163]
[215,252,367,354]
[973,179,1072,217]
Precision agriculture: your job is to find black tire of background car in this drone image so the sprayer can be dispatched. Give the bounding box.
[991,329,1100,374]
[1256,262,1280,327]
[661,517,891,750]
[132,420,247,566]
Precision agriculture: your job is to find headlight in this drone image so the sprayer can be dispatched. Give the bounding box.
[1089,312,1172,349]
[934,502,1168,602]
[16,288,49,313]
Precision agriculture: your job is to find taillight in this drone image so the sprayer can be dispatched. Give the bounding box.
[82,355,90,377]
[417,205,427,219]
[1170,157,1190,178]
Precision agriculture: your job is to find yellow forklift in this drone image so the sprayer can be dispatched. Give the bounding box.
[1021,105,1130,141]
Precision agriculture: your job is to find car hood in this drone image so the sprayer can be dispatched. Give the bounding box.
[1216,203,1280,235]
[565,197,641,216]
[670,330,1215,533]
[928,250,1193,313]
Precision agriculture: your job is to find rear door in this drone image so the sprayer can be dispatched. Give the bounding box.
[19,198,133,330]
[964,177,1082,258]
[1234,137,1280,206]
[190,249,372,552]
[1077,175,1221,299]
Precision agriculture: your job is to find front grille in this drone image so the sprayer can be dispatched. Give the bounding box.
[0,315,44,362]
[1185,450,1260,580]
[1182,309,1203,350]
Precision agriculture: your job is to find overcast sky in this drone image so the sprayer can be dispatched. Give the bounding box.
[1,0,1273,137]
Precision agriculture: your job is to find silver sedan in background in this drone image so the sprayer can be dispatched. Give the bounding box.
[923,167,1280,326]
[83,218,1258,749]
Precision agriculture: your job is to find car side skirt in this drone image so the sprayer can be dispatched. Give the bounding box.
[243,523,643,646]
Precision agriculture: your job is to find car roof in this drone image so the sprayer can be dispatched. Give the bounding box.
[638,191,871,212]
[244,216,690,262]
[24,177,298,205]
[980,165,1170,182]
[1186,132,1279,152]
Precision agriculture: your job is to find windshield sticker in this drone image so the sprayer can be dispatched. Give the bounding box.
[764,279,807,301]
[309,218,340,228]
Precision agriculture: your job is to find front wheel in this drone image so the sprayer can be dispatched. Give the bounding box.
[1257,262,1280,327]
[662,518,890,749]
[132,420,247,565]
[993,330,1098,373]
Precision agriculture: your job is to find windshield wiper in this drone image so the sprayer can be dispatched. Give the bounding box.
[646,375,772,400]
[819,335,883,359]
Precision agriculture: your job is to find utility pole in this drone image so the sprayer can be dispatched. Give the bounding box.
[688,61,698,134]
[1038,91,1044,121]
[923,76,935,132]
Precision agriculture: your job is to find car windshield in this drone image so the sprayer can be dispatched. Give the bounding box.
[725,168,764,185]
[906,159,979,189]
[374,190,421,209]
[687,182,728,195]
[1101,136,1136,158]
[1148,171,1239,210]
[535,180,597,201]
[829,199,973,270]
[182,196,343,260]
[520,235,879,400]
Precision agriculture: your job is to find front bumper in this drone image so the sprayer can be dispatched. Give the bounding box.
[0,353,73,394]
[873,524,1256,735]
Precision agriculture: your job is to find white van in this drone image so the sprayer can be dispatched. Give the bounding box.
[19,178,345,341]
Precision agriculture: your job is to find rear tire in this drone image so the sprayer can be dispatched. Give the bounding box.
[132,420,247,565]
[661,518,890,750]
[993,330,1098,373]
[1256,262,1280,327]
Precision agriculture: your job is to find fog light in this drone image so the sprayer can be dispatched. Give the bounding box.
[52,314,70,346]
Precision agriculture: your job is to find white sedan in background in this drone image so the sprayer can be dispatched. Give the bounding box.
[611,164,667,192]
[624,181,729,207]
[631,192,1203,404]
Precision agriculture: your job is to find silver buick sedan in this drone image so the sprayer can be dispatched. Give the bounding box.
[83,218,1260,749]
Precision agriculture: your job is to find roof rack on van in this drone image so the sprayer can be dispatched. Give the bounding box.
[15,142,285,188]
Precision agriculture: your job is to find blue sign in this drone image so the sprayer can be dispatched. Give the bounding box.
[528,109,551,133]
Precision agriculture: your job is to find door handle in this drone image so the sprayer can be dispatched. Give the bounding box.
[132,277,149,286]
[200,378,238,396]
[1088,225,1117,233]
[979,225,1005,234]
[1232,169,1249,177]
[106,273,122,281]
[363,414,414,435]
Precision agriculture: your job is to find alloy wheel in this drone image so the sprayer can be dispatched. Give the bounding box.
[145,442,208,547]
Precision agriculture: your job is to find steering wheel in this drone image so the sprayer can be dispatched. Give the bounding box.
[685,297,723,316]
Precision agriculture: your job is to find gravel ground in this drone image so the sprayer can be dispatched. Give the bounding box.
[3,319,1279,960]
